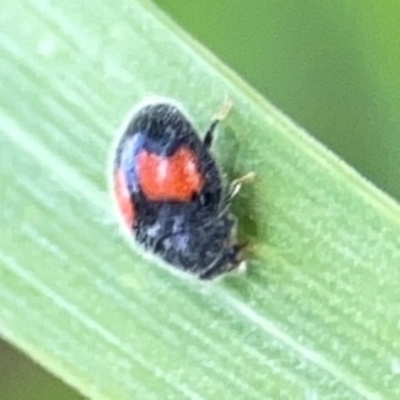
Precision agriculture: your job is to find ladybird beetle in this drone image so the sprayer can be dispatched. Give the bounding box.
[112,98,252,280]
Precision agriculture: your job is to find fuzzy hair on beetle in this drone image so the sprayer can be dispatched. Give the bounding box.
[110,96,252,280]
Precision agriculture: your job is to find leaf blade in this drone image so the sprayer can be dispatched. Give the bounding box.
[0,0,399,399]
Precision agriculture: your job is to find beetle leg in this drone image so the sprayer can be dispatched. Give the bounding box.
[203,100,232,148]
[219,172,255,215]
[198,243,246,280]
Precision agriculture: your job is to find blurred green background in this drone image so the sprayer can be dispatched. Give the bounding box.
[2,0,399,398]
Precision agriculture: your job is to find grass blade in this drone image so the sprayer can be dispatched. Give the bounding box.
[1,0,399,399]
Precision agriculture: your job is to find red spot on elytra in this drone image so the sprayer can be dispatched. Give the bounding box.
[114,169,135,226]
[136,147,203,201]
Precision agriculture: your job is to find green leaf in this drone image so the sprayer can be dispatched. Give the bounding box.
[1,0,400,399]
